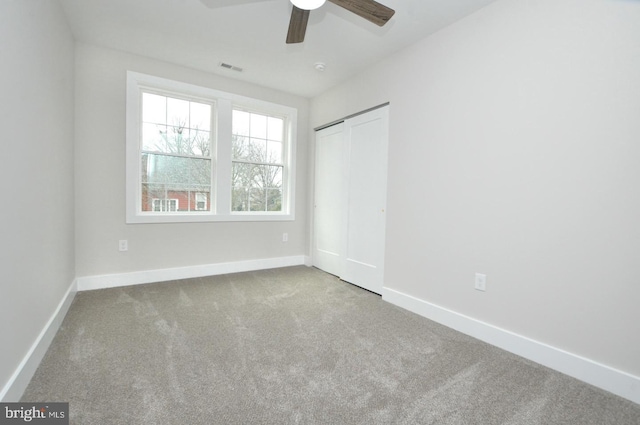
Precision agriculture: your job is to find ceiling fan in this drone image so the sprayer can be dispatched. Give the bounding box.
[286,0,395,44]
[200,0,395,44]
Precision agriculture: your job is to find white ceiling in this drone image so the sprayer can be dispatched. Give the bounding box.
[59,0,499,98]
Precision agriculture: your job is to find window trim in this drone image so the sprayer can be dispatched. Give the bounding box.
[126,71,297,224]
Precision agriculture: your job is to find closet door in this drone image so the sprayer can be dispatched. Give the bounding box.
[341,107,389,294]
[313,106,389,294]
[313,123,346,277]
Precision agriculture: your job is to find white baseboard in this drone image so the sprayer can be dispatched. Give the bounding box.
[76,255,308,291]
[382,286,640,406]
[0,280,78,402]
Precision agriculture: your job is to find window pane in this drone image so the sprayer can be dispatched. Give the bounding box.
[267,117,283,142]
[250,138,267,162]
[250,188,266,211]
[257,165,282,188]
[188,156,211,187]
[232,135,250,160]
[191,130,211,157]
[190,102,211,131]
[266,188,282,211]
[142,123,167,152]
[144,154,185,184]
[250,113,267,139]
[142,93,166,124]
[266,141,282,164]
[232,187,249,211]
[167,97,189,129]
[165,124,190,155]
[232,110,250,137]
[143,184,169,211]
[232,162,254,192]
[232,162,279,212]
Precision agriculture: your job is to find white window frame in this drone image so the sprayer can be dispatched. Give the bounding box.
[195,193,207,211]
[126,71,297,224]
[152,198,179,212]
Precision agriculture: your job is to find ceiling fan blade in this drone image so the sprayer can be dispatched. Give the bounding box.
[328,0,395,27]
[286,6,310,44]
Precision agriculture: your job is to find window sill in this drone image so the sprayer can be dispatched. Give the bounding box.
[125,212,295,224]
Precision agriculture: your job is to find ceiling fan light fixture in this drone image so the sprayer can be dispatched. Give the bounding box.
[291,0,326,11]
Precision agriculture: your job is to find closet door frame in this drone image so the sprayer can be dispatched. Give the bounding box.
[312,104,389,294]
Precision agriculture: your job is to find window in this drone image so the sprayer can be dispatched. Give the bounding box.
[232,110,284,212]
[152,198,179,212]
[195,193,207,211]
[126,72,297,223]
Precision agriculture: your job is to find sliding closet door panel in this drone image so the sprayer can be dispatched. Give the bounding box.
[342,107,389,294]
[313,123,345,277]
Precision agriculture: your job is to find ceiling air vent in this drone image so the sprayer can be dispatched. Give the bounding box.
[219,62,243,72]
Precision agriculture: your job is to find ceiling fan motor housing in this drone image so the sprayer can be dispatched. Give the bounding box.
[291,0,326,10]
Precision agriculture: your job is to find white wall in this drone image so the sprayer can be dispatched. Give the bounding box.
[74,44,310,278]
[311,0,640,378]
[0,0,75,398]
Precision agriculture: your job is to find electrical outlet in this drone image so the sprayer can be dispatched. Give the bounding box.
[475,273,486,291]
[119,240,128,252]
[282,233,288,243]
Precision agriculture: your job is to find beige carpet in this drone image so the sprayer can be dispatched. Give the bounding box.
[22,266,640,424]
